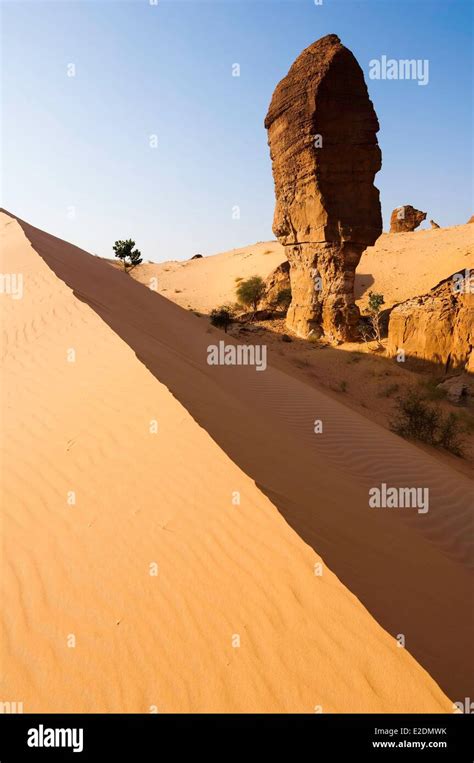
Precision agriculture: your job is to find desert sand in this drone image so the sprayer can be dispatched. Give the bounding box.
[125,224,473,315]
[123,223,474,471]
[1,209,472,712]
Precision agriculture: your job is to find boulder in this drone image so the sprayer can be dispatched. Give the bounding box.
[389,206,426,233]
[436,376,471,405]
[265,34,382,341]
[467,215,474,224]
[430,220,441,229]
[263,260,291,308]
[191,254,203,259]
[387,272,474,371]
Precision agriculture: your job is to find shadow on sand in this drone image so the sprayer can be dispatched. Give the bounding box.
[13,211,473,703]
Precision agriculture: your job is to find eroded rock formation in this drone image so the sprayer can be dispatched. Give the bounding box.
[263,260,291,309]
[389,206,426,233]
[265,34,382,340]
[387,272,474,371]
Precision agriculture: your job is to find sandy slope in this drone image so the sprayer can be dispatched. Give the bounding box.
[126,241,285,314]
[0,212,460,714]
[0,211,470,713]
[124,224,473,314]
[356,225,474,309]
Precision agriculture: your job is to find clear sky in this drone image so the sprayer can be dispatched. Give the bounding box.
[1,0,472,261]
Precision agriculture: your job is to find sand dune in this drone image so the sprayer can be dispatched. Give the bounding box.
[122,224,473,315]
[1,210,471,713]
[126,241,285,315]
[126,225,474,471]
[356,225,474,309]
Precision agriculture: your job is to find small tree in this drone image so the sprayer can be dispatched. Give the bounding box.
[236,275,266,313]
[210,305,234,333]
[113,239,143,271]
[360,291,385,346]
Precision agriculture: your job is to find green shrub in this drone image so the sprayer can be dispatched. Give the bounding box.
[209,305,234,333]
[390,390,466,457]
[236,276,266,312]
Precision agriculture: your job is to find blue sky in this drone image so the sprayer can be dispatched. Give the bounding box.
[1,0,472,261]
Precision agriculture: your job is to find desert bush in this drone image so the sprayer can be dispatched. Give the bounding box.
[236,276,266,312]
[437,413,466,457]
[359,291,385,346]
[390,390,466,456]
[209,305,234,333]
[275,287,292,312]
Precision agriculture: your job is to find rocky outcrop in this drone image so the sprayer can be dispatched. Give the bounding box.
[430,220,440,229]
[263,260,290,308]
[389,206,426,233]
[468,215,474,224]
[436,376,471,405]
[265,34,382,340]
[387,272,474,371]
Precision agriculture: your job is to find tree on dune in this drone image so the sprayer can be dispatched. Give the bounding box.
[113,239,143,271]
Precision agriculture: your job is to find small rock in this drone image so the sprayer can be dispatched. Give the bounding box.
[437,376,470,405]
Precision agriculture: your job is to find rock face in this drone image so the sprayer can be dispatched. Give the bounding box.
[468,215,474,224]
[389,206,426,233]
[265,34,382,340]
[387,272,474,371]
[263,260,291,308]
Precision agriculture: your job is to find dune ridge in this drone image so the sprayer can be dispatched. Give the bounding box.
[1,210,472,708]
